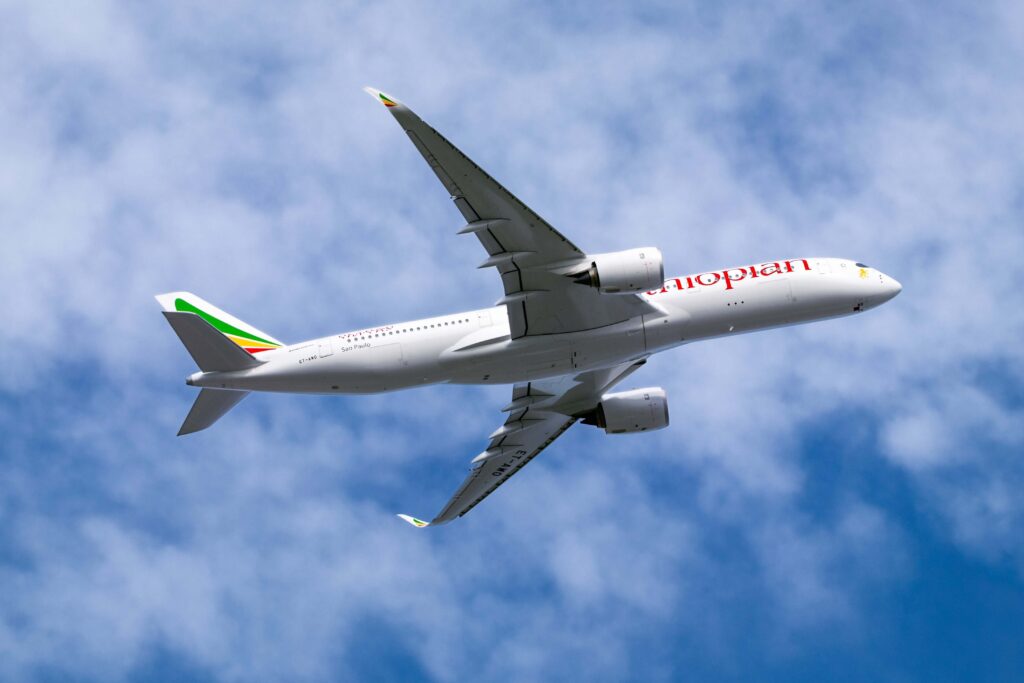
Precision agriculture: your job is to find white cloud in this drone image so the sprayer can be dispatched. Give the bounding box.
[2,0,1023,680]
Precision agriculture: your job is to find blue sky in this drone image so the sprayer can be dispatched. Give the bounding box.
[2,1,1023,681]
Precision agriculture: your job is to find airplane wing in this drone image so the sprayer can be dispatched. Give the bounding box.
[364,87,657,338]
[397,359,647,527]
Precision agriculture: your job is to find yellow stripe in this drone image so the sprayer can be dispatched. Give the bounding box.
[225,334,279,349]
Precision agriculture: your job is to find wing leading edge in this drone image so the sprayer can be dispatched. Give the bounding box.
[363,87,657,338]
[397,359,648,527]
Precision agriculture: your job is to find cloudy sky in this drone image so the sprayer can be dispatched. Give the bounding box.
[2,1,1023,681]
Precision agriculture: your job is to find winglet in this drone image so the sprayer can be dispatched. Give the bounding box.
[397,514,430,528]
[363,86,403,109]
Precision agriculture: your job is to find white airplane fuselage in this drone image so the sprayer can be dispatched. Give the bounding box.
[188,257,901,394]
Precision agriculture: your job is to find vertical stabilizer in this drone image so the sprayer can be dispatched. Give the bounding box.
[155,292,283,355]
[161,312,263,372]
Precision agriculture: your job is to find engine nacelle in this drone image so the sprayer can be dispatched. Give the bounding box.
[572,247,664,294]
[582,387,670,434]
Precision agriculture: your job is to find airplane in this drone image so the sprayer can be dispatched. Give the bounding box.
[156,87,902,527]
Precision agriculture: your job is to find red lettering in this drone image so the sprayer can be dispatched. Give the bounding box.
[647,277,685,295]
[651,260,811,295]
[785,259,811,273]
[697,272,721,286]
[722,268,747,290]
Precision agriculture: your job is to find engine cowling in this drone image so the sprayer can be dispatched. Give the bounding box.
[572,247,664,294]
[582,387,669,434]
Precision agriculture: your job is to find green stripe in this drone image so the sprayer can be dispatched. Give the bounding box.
[174,298,278,346]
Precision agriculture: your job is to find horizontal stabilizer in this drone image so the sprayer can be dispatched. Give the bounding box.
[179,389,249,436]
[162,312,263,372]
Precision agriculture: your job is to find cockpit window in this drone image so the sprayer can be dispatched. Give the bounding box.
[855,262,870,268]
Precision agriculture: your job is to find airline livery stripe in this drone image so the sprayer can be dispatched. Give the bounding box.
[225,334,278,349]
[174,298,281,347]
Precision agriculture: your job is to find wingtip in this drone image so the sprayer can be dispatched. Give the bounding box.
[363,86,402,108]
[397,514,430,528]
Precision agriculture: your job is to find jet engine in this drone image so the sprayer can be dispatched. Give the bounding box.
[571,247,664,294]
[580,387,669,434]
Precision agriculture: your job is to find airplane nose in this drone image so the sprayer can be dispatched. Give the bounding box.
[881,274,902,302]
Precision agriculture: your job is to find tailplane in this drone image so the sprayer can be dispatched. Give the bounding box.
[178,388,250,435]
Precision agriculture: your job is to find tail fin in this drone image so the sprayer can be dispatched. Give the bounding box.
[157,292,274,435]
[178,388,250,435]
[162,312,263,372]
[155,292,283,355]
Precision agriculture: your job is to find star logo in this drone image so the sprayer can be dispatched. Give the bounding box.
[859,268,869,279]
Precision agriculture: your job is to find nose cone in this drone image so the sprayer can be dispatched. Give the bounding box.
[866,273,902,309]
[882,274,902,301]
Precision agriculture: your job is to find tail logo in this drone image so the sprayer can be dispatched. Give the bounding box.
[174,298,282,354]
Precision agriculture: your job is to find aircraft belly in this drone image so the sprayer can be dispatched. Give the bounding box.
[441,318,650,384]
[788,276,864,318]
[216,337,451,394]
[667,271,870,342]
[443,338,574,383]
[674,278,795,339]
[570,318,647,370]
